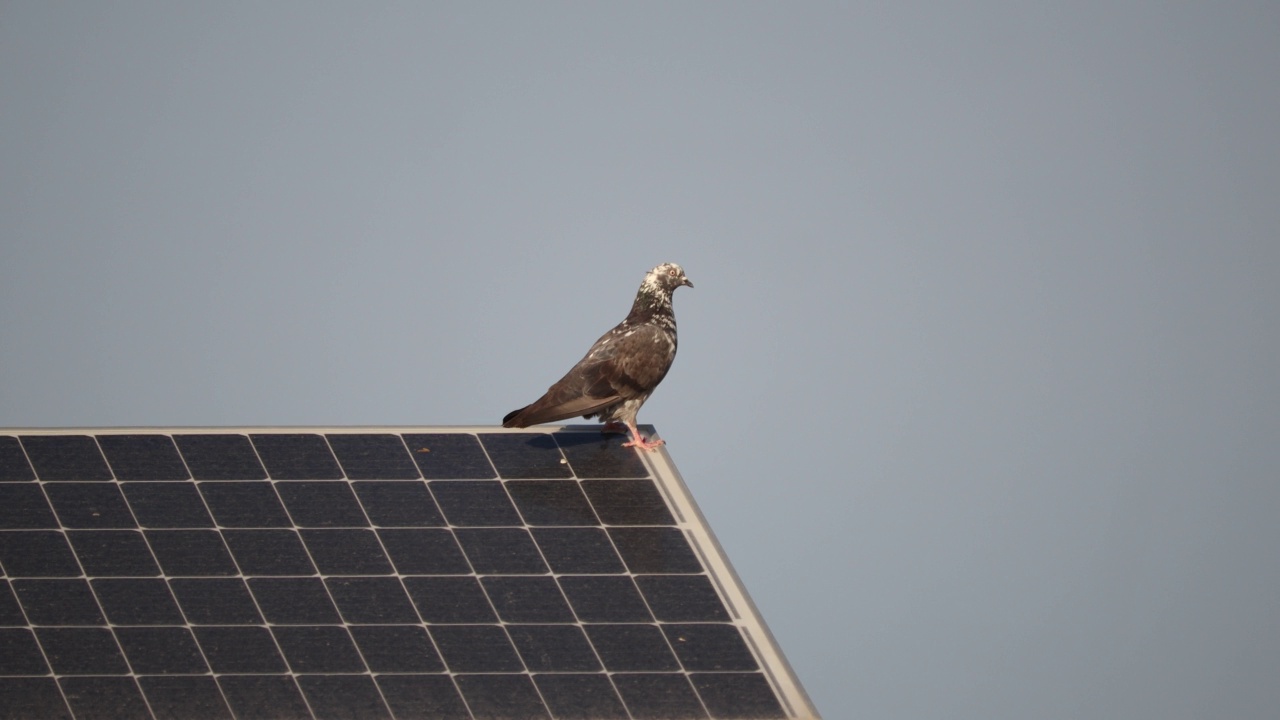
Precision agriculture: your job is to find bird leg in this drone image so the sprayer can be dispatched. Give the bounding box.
[621,422,665,450]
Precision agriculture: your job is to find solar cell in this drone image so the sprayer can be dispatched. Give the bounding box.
[96,435,188,481]
[19,435,112,482]
[250,434,343,480]
[0,437,36,482]
[172,434,265,480]
[0,485,55,529]
[0,428,817,719]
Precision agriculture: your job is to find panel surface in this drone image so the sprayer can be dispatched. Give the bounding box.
[0,428,815,719]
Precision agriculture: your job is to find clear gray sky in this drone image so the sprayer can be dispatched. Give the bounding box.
[3,3,1279,717]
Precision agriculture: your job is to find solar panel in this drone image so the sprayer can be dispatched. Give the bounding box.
[0,427,818,719]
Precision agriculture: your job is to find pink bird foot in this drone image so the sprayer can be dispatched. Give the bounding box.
[622,425,665,451]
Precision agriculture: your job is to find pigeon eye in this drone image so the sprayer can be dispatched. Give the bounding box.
[667,268,677,276]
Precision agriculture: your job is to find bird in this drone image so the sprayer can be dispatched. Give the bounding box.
[503,262,693,450]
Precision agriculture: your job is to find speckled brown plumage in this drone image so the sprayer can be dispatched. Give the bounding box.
[502,263,693,450]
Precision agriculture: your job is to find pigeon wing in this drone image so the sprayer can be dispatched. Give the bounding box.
[502,323,672,428]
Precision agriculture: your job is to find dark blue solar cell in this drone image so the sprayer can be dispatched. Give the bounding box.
[609,527,704,574]
[248,578,340,625]
[275,481,368,527]
[533,527,625,574]
[250,434,342,480]
[0,531,81,577]
[691,673,786,719]
[0,436,35,482]
[20,435,112,481]
[44,483,137,529]
[0,677,71,719]
[296,675,391,720]
[92,578,184,625]
[353,481,445,527]
[429,481,522,526]
[122,482,214,528]
[326,434,420,479]
[376,675,470,720]
[114,626,208,674]
[325,577,418,624]
[403,433,494,479]
[168,578,262,625]
[480,433,571,479]
[581,478,676,526]
[139,675,234,720]
[636,575,730,622]
[299,529,391,575]
[218,675,311,720]
[585,624,680,672]
[506,624,601,672]
[193,626,287,673]
[198,481,291,527]
[0,629,49,674]
[505,480,600,526]
[663,623,759,671]
[146,530,239,576]
[66,530,159,577]
[272,625,366,673]
[534,673,630,720]
[402,577,496,624]
[453,673,550,719]
[60,677,151,720]
[350,625,444,673]
[173,434,265,480]
[455,528,548,575]
[557,575,653,623]
[555,431,650,478]
[11,579,104,625]
[612,673,707,719]
[0,484,57,529]
[430,625,522,672]
[221,530,315,576]
[377,528,471,575]
[35,627,129,674]
[482,576,575,623]
[97,435,189,481]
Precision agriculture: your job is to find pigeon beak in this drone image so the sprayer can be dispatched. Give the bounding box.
[682,277,694,289]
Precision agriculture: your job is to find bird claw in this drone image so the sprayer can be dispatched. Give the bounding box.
[622,435,665,451]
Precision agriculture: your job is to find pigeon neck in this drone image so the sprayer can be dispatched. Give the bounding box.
[627,286,673,321]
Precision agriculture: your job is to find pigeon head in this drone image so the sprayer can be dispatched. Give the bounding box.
[641,262,694,294]
[629,262,692,320]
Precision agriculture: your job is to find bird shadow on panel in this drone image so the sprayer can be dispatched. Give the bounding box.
[551,428,652,480]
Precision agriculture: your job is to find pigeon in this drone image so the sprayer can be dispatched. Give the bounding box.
[503,262,693,450]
